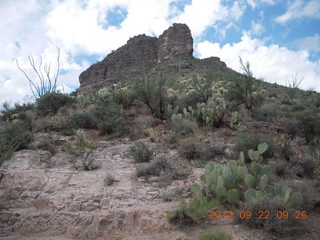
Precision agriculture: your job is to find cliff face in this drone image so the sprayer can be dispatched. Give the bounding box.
[78,23,225,92]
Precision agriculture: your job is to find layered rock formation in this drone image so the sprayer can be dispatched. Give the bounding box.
[78,23,226,93]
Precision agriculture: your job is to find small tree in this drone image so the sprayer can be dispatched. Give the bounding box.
[227,57,256,110]
[286,73,303,99]
[192,70,221,103]
[135,74,169,119]
[16,48,60,98]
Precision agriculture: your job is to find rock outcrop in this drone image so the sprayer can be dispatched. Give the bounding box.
[78,23,226,93]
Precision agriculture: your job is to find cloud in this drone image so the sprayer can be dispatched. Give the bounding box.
[246,0,275,9]
[1,0,183,106]
[296,34,320,53]
[196,33,320,91]
[276,0,320,23]
[250,20,265,35]
[173,0,228,37]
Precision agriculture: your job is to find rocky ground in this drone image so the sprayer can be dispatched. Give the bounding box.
[0,133,319,240]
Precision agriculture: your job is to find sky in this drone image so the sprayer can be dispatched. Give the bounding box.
[0,0,320,106]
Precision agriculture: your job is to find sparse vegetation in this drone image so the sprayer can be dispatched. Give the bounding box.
[199,230,233,240]
[130,142,153,163]
[238,196,303,235]
[36,92,73,116]
[1,36,320,240]
[104,174,117,186]
[233,132,277,161]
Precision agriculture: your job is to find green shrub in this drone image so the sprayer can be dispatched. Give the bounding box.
[199,230,232,240]
[70,111,97,129]
[37,92,73,116]
[168,198,218,227]
[252,102,279,122]
[233,132,277,161]
[136,157,183,187]
[226,58,261,110]
[69,141,99,171]
[277,180,320,210]
[130,143,153,163]
[0,121,33,165]
[112,84,137,109]
[134,74,169,119]
[136,157,169,177]
[178,137,201,160]
[104,174,117,186]
[99,116,126,136]
[0,141,19,167]
[0,102,34,121]
[16,112,34,131]
[185,91,204,108]
[296,111,320,143]
[238,196,304,235]
[170,118,198,136]
[0,121,32,151]
[37,116,73,135]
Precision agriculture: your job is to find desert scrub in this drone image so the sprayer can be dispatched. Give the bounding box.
[136,157,184,186]
[0,120,32,165]
[178,137,201,160]
[0,102,34,121]
[0,141,19,166]
[66,140,99,171]
[99,115,127,136]
[161,187,185,201]
[104,174,118,186]
[70,111,97,129]
[36,92,74,116]
[168,198,219,227]
[233,132,277,161]
[112,83,137,109]
[0,120,32,151]
[170,118,198,137]
[199,230,233,240]
[130,143,153,163]
[134,74,169,119]
[36,116,73,135]
[238,196,304,235]
[295,110,320,143]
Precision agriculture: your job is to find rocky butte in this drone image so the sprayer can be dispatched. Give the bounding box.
[78,23,226,93]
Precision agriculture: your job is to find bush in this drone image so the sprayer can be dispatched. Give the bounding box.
[238,196,304,235]
[70,111,97,129]
[0,121,32,151]
[233,132,277,161]
[134,74,169,119]
[226,58,261,110]
[112,85,137,109]
[0,141,19,167]
[168,199,218,227]
[252,102,279,122]
[130,143,153,163]
[170,118,198,136]
[36,116,73,135]
[199,230,233,240]
[299,157,318,177]
[178,137,201,160]
[104,175,117,186]
[99,116,126,136]
[296,111,320,143]
[0,121,33,165]
[37,92,73,116]
[277,180,320,210]
[136,157,170,177]
[0,102,34,121]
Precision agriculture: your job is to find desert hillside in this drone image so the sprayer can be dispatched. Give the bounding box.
[0,23,320,240]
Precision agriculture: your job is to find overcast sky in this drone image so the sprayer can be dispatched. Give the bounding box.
[1,0,319,106]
